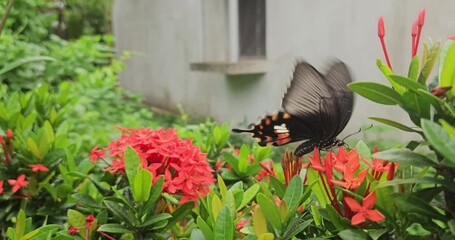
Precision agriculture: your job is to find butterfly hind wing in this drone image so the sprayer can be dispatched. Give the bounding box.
[232,112,318,147]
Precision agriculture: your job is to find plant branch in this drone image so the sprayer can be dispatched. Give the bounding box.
[0,0,15,39]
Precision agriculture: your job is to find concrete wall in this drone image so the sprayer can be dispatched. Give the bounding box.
[113,0,455,139]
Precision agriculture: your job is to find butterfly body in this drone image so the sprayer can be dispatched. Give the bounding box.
[232,60,354,157]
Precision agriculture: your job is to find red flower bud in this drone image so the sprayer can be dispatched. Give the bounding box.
[378,16,385,37]
[449,36,455,41]
[6,129,12,139]
[418,8,425,27]
[411,20,418,36]
[387,163,395,180]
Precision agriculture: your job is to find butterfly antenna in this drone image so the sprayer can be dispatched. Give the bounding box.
[341,124,373,142]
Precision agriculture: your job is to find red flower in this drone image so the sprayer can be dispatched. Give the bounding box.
[344,192,385,225]
[0,180,3,194]
[236,218,249,231]
[377,16,392,70]
[281,148,305,185]
[307,148,324,172]
[333,147,359,173]
[28,164,49,172]
[86,215,96,228]
[331,168,368,190]
[450,36,455,41]
[256,160,275,181]
[68,226,80,235]
[8,174,29,193]
[89,145,105,163]
[97,127,214,203]
[6,129,13,139]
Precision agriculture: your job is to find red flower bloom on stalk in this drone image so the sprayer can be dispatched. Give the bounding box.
[344,192,385,225]
[89,145,105,163]
[68,226,80,235]
[96,127,215,203]
[333,147,359,173]
[307,148,325,172]
[256,160,275,181]
[281,148,306,185]
[28,164,49,172]
[8,174,29,193]
[0,180,3,194]
[331,168,368,190]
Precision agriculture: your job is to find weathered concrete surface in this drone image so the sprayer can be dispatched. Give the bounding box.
[113,0,455,139]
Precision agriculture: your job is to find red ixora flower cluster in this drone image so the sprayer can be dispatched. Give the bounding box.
[306,146,395,226]
[90,127,215,203]
[378,8,426,70]
[1,129,48,196]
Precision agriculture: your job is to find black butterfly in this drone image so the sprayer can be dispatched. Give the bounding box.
[232,60,354,157]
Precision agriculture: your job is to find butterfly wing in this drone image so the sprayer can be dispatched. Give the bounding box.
[322,61,354,138]
[232,111,318,146]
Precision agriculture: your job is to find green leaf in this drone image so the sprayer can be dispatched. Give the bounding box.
[253,206,268,236]
[439,40,455,95]
[376,59,405,93]
[27,137,42,159]
[197,217,214,240]
[214,206,234,240]
[6,227,17,240]
[67,209,87,228]
[223,153,239,173]
[355,140,372,160]
[103,200,137,228]
[402,90,430,126]
[394,193,447,221]
[15,209,26,239]
[133,169,152,202]
[338,229,369,240]
[367,229,389,240]
[369,117,421,133]
[238,144,250,173]
[348,82,402,105]
[372,148,438,167]
[97,224,132,234]
[269,175,286,199]
[191,229,206,240]
[0,56,56,75]
[389,75,426,91]
[124,146,142,188]
[422,119,455,168]
[254,146,271,162]
[139,213,172,228]
[217,175,227,200]
[164,202,194,231]
[144,176,164,211]
[212,194,223,220]
[417,42,439,84]
[238,183,259,211]
[283,175,303,212]
[282,218,312,240]
[225,190,236,219]
[257,193,281,231]
[440,119,455,139]
[72,193,103,208]
[373,177,455,192]
[408,56,420,80]
[416,89,446,114]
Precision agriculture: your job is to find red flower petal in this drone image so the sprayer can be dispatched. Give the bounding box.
[365,209,385,222]
[344,197,362,212]
[378,16,385,37]
[351,212,366,225]
[363,192,377,209]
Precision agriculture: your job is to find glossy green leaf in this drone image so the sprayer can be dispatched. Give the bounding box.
[238,183,259,211]
[225,190,236,218]
[212,194,223,220]
[283,175,303,212]
[278,200,288,223]
[133,169,152,202]
[338,229,369,240]
[223,153,239,173]
[254,146,271,162]
[373,177,455,193]
[269,175,286,199]
[27,137,42,159]
[97,224,132,234]
[372,148,437,167]
[395,194,447,221]
[355,140,372,160]
[197,217,214,240]
[15,209,26,239]
[103,200,136,227]
[164,202,194,231]
[253,206,268,236]
[369,117,421,133]
[440,119,455,139]
[422,119,455,167]
[257,193,281,231]
[217,175,227,200]
[416,89,446,114]
[139,213,172,228]
[402,90,430,126]
[389,75,426,91]
[348,82,402,105]
[417,42,439,84]
[144,176,164,211]
[72,193,103,208]
[0,56,56,75]
[439,40,455,95]
[408,56,420,80]
[124,146,142,188]
[191,229,206,240]
[376,59,405,93]
[238,144,250,173]
[214,206,234,240]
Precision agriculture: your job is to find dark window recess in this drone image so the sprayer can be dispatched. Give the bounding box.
[238,0,266,59]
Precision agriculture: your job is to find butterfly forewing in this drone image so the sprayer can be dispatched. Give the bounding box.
[232,60,354,156]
